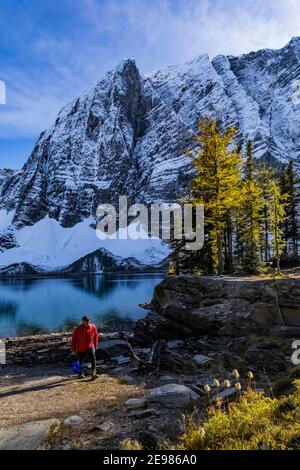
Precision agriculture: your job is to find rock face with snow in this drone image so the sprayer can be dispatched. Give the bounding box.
[0,262,38,277]
[55,247,166,275]
[0,169,16,191]
[0,38,300,270]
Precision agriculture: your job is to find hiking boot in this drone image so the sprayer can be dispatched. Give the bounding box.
[91,372,99,380]
[79,371,85,379]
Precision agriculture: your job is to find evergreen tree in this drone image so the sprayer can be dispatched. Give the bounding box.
[238,140,264,274]
[167,239,181,275]
[280,161,299,263]
[256,165,275,263]
[267,180,288,275]
[186,118,242,275]
[166,119,296,278]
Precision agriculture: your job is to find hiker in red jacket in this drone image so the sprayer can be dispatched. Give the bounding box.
[71,316,99,380]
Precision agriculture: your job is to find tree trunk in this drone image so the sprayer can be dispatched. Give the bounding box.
[217,233,224,275]
[264,206,269,262]
[227,223,233,274]
[274,204,280,275]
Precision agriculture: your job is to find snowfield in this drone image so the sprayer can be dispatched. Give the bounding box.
[0,213,169,270]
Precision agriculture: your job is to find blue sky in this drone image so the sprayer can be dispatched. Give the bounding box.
[0,0,299,169]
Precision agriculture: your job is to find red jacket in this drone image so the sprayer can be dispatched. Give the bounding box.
[71,323,99,353]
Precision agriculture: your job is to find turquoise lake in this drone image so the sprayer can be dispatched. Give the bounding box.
[0,274,164,338]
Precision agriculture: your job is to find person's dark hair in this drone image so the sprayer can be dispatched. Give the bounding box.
[82,315,90,322]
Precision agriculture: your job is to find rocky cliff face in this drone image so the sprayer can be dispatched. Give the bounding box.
[1,38,300,231]
[0,169,14,182]
[0,169,16,194]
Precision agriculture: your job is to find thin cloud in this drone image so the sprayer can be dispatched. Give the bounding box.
[0,0,299,140]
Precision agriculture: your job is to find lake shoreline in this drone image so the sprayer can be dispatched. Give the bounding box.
[0,271,166,280]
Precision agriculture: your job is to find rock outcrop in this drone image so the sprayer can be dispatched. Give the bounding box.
[134,275,300,343]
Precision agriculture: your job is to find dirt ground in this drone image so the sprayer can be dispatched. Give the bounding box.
[0,365,152,449]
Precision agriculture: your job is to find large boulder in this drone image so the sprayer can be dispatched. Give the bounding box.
[0,419,60,450]
[148,383,199,408]
[134,276,300,343]
[98,339,131,357]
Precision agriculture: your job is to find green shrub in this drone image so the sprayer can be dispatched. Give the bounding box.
[176,381,300,450]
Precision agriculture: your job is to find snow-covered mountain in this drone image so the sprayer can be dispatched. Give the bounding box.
[0,169,16,192]
[0,247,167,277]
[0,214,169,270]
[0,37,300,272]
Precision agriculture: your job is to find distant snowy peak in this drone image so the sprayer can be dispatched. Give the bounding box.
[0,38,300,233]
[0,214,169,269]
[60,247,166,275]
[0,247,167,277]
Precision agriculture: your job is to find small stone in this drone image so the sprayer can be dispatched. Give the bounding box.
[98,364,113,371]
[193,354,211,365]
[113,355,131,365]
[97,421,114,432]
[211,388,236,402]
[160,375,174,382]
[62,443,71,450]
[64,416,83,426]
[125,398,146,408]
[166,340,185,348]
[128,409,155,419]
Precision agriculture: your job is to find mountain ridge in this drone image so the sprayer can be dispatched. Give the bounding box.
[0,246,168,277]
[0,37,299,272]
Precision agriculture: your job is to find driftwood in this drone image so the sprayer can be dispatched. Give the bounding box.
[146,339,165,375]
[161,348,198,373]
[122,333,165,375]
[122,334,197,374]
[121,333,145,366]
